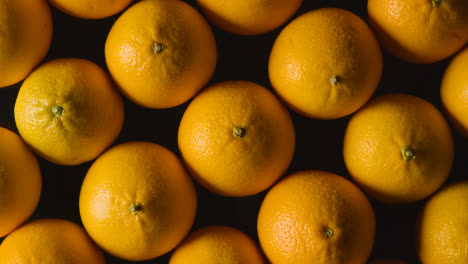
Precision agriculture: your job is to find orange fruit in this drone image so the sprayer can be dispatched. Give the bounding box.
[170,226,265,264]
[14,58,124,166]
[49,0,133,19]
[0,219,105,263]
[195,0,302,35]
[343,93,454,204]
[79,142,197,261]
[105,0,217,109]
[441,46,468,137]
[368,0,468,64]
[368,260,409,264]
[416,181,468,264]
[269,8,382,120]
[257,170,375,264]
[0,0,52,88]
[0,127,41,237]
[178,80,295,197]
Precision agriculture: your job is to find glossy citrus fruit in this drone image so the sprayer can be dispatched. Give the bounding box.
[49,0,133,19]
[368,260,409,264]
[79,142,197,261]
[416,181,468,264]
[0,127,41,238]
[343,93,453,204]
[269,8,382,120]
[14,58,124,166]
[0,0,52,88]
[178,80,295,197]
[368,0,468,64]
[257,170,376,264]
[170,226,265,264]
[196,0,302,35]
[0,219,105,263]
[105,0,217,109]
[441,46,468,137]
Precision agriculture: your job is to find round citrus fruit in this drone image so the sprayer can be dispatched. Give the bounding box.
[0,219,105,263]
[0,127,41,238]
[49,0,133,19]
[14,58,124,166]
[343,93,454,204]
[368,0,468,64]
[441,46,468,136]
[368,260,409,264]
[105,0,217,109]
[257,170,375,264]
[195,0,302,35]
[0,0,52,88]
[178,80,295,197]
[170,226,265,264]
[79,141,197,261]
[416,181,468,264]
[269,8,382,120]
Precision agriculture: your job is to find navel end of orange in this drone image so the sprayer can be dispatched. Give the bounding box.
[401,146,416,161]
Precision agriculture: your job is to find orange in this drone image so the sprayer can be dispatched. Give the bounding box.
[170,226,265,264]
[0,219,105,263]
[14,58,124,166]
[105,0,217,109]
[257,170,375,264]
[368,260,409,264]
[368,0,468,64]
[269,8,382,120]
[416,181,468,264]
[343,93,453,204]
[79,142,197,261]
[195,0,302,35]
[441,46,468,137]
[49,0,133,19]
[0,0,52,88]
[0,127,41,237]
[178,80,295,197]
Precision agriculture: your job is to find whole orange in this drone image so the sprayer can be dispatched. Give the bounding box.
[368,0,468,64]
[178,80,295,197]
[49,0,133,19]
[105,0,217,109]
[79,142,197,261]
[343,94,453,204]
[269,8,382,119]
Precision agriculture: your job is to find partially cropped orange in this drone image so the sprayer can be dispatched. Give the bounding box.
[196,0,302,35]
[269,8,382,119]
[0,219,105,263]
[368,260,409,264]
[79,142,197,261]
[170,226,265,264]
[178,80,295,197]
[344,94,453,204]
[14,58,124,166]
[105,0,217,109]
[49,0,133,19]
[0,0,52,88]
[0,127,41,238]
[368,0,468,64]
[257,170,376,264]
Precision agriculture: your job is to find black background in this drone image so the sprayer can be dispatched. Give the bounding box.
[1,0,467,263]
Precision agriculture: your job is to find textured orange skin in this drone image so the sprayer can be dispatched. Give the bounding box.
[0,127,41,238]
[257,170,376,264]
[0,219,105,263]
[170,226,266,264]
[178,81,295,197]
[79,142,197,261]
[14,58,124,166]
[368,0,468,64]
[105,0,217,109]
[196,0,302,35]
[416,181,468,264]
[0,0,52,88]
[49,0,133,19]
[343,94,454,204]
[368,260,409,264]
[269,8,382,120]
[441,47,468,137]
